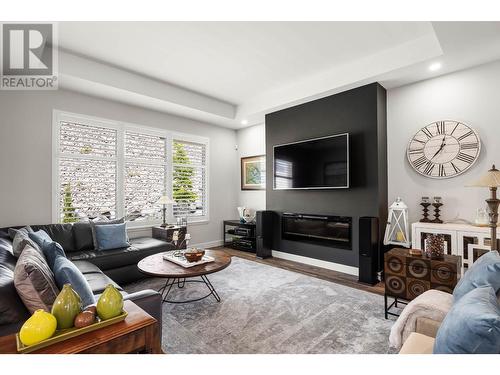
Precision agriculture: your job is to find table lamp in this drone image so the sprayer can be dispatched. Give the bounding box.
[468,164,500,251]
[156,195,174,228]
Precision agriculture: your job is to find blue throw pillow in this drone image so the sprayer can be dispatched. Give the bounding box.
[94,223,129,251]
[434,286,500,354]
[52,255,95,308]
[28,230,52,249]
[453,250,500,301]
[39,240,66,269]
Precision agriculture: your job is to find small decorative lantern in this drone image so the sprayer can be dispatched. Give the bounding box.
[383,197,411,248]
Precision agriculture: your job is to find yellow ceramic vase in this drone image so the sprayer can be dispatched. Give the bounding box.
[51,284,82,329]
[19,309,57,346]
[97,284,123,320]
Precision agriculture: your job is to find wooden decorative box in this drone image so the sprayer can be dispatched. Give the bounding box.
[384,247,462,300]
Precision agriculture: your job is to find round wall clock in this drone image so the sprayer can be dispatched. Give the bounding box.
[407,120,481,179]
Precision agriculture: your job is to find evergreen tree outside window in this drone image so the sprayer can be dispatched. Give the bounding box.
[172,140,207,218]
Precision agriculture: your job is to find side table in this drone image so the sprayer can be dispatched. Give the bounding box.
[0,300,162,354]
[152,225,187,249]
[384,248,461,319]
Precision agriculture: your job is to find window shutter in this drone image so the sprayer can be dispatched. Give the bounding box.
[124,132,166,222]
[60,121,116,157]
[55,114,210,225]
[58,122,117,222]
[172,140,207,218]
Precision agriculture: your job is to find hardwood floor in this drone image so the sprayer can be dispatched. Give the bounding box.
[212,246,385,296]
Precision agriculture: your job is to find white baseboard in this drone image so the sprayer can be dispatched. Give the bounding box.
[271,250,359,276]
[193,239,224,249]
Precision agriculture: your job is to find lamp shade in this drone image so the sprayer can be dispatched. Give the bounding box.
[468,165,500,188]
[156,195,174,205]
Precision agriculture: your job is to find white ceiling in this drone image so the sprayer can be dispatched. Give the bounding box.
[56,21,500,129]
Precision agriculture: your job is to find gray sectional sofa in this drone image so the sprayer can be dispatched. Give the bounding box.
[0,222,175,337]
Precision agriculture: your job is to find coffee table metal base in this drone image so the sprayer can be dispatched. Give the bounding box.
[157,275,221,304]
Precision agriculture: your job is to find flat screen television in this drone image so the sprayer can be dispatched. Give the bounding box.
[273,133,349,190]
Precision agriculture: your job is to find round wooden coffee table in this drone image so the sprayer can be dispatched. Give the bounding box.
[137,250,231,304]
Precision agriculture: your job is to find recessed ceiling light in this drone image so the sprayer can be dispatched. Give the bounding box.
[429,62,442,72]
[241,119,248,125]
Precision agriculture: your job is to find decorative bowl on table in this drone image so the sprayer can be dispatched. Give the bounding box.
[184,248,205,262]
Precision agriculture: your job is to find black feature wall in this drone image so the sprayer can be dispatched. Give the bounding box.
[265,83,387,268]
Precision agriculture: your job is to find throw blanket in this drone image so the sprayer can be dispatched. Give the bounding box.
[389,289,454,349]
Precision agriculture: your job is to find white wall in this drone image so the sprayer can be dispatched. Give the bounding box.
[236,123,266,211]
[0,89,239,246]
[387,60,500,225]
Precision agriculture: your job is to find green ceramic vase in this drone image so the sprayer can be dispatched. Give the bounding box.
[97,284,123,320]
[51,284,82,330]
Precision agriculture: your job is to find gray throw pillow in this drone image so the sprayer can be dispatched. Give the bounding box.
[434,286,500,353]
[90,217,125,250]
[8,227,20,240]
[14,244,60,313]
[11,226,39,258]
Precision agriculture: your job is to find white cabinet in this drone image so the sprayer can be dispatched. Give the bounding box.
[411,222,492,270]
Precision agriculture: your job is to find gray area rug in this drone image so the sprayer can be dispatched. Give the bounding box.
[126,257,396,354]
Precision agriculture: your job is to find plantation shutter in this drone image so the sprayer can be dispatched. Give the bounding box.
[58,121,117,222]
[124,131,167,222]
[172,139,207,218]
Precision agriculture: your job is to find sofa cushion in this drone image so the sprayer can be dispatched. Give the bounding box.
[90,218,125,250]
[129,237,171,252]
[30,224,76,253]
[0,240,30,325]
[94,223,129,251]
[67,237,170,271]
[7,228,19,241]
[28,230,52,249]
[52,254,96,308]
[73,222,94,252]
[434,286,500,354]
[72,260,102,275]
[453,250,500,301]
[82,271,124,296]
[39,241,67,269]
[399,332,435,354]
[14,244,59,313]
[11,227,38,258]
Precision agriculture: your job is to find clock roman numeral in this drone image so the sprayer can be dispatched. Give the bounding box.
[413,139,426,144]
[421,127,433,139]
[461,142,478,150]
[450,122,459,135]
[457,131,473,141]
[409,148,424,155]
[423,161,435,175]
[439,164,446,177]
[457,152,475,164]
[451,161,461,173]
[436,121,445,135]
[413,156,427,169]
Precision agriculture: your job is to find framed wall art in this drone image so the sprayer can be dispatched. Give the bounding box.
[241,155,266,190]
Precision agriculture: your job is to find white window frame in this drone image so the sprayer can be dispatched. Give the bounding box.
[52,110,210,227]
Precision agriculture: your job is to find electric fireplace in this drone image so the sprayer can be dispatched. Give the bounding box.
[282,213,352,249]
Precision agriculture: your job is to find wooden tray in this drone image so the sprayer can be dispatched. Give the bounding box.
[16,310,128,353]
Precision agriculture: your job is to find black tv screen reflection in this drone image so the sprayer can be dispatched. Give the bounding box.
[273,133,349,190]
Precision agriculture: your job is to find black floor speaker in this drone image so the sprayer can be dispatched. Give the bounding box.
[358,216,380,285]
[256,210,273,258]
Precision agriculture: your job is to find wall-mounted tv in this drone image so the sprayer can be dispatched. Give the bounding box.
[273,133,349,190]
